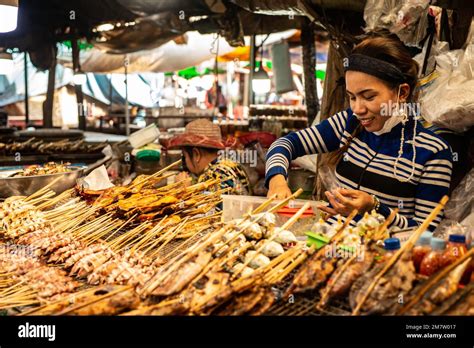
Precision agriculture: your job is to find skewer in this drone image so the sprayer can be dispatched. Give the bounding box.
[317,253,358,309]
[130,218,172,254]
[147,218,190,257]
[109,223,151,251]
[19,286,109,316]
[139,226,230,295]
[103,214,138,242]
[126,160,182,192]
[55,285,133,316]
[233,202,311,279]
[24,176,64,202]
[352,195,449,316]
[399,248,474,314]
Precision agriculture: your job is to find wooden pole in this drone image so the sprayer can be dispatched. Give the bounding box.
[43,45,57,128]
[23,52,29,127]
[72,38,86,130]
[301,18,318,126]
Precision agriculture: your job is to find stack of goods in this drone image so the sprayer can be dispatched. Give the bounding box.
[0,166,228,315]
[271,197,474,316]
[123,194,312,316]
[346,197,474,316]
[0,139,106,155]
[10,162,73,177]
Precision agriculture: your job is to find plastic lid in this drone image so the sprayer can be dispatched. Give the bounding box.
[136,149,161,162]
[384,238,401,251]
[448,234,466,244]
[416,231,432,246]
[431,237,446,251]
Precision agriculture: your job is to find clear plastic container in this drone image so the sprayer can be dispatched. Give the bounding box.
[420,237,446,276]
[442,234,471,284]
[412,232,432,273]
[222,194,323,235]
[381,238,401,262]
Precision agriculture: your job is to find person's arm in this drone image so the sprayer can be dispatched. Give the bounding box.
[377,147,453,232]
[265,109,352,187]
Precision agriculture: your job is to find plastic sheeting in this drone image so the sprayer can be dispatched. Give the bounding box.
[364,0,430,47]
[0,53,163,108]
[420,20,474,133]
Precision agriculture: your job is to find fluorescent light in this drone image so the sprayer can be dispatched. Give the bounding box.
[252,64,271,94]
[0,0,18,32]
[0,52,13,74]
[73,72,87,85]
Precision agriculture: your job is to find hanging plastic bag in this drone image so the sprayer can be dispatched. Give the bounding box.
[420,20,474,132]
[318,166,341,192]
[364,0,430,47]
[444,168,474,222]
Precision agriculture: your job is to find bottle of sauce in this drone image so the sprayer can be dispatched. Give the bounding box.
[412,232,432,273]
[382,238,401,262]
[442,234,471,284]
[420,238,446,276]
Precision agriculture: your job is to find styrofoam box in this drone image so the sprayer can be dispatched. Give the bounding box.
[222,195,324,236]
[128,124,160,149]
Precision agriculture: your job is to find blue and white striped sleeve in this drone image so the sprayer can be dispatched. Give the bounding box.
[265,110,350,187]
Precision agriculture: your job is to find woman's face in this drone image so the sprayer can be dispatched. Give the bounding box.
[345,71,402,132]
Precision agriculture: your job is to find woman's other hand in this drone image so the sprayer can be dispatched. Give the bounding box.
[267,174,292,199]
[317,188,375,217]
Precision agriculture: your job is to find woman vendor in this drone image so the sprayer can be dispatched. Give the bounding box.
[265,33,453,231]
[169,118,251,196]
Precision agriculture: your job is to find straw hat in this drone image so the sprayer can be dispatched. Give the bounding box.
[168,119,228,149]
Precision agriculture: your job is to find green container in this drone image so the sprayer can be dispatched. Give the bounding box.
[305,232,330,249]
[136,149,161,161]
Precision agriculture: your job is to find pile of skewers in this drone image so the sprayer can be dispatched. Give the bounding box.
[0,162,230,314]
[0,139,107,155]
[122,190,317,315]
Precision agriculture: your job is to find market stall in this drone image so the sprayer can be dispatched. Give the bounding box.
[0,0,473,324]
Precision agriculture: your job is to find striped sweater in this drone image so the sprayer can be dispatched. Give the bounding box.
[265,108,453,231]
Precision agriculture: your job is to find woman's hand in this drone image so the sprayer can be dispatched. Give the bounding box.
[175,171,192,187]
[267,174,292,200]
[317,188,375,217]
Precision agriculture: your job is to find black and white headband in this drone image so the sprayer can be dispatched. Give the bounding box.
[344,54,407,83]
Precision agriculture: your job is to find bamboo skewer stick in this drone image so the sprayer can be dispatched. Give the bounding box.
[147,218,190,257]
[317,253,358,309]
[399,248,474,315]
[55,285,134,316]
[109,223,151,251]
[352,195,449,316]
[233,202,311,279]
[19,286,107,316]
[24,176,64,202]
[263,244,303,282]
[103,214,137,242]
[128,219,169,253]
[139,226,230,295]
[126,160,182,192]
[84,221,123,245]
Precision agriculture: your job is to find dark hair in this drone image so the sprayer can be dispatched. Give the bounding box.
[352,31,419,101]
[182,146,218,160]
[328,32,419,167]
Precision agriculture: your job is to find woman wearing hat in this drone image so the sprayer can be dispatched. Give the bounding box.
[265,32,453,232]
[169,119,251,196]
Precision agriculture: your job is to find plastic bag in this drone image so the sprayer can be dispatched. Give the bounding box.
[413,39,449,76]
[364,0,430,47]
[420,20,474,132]
[444,168,474,222]
[292,155,318,173]
[318,166,341,192]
